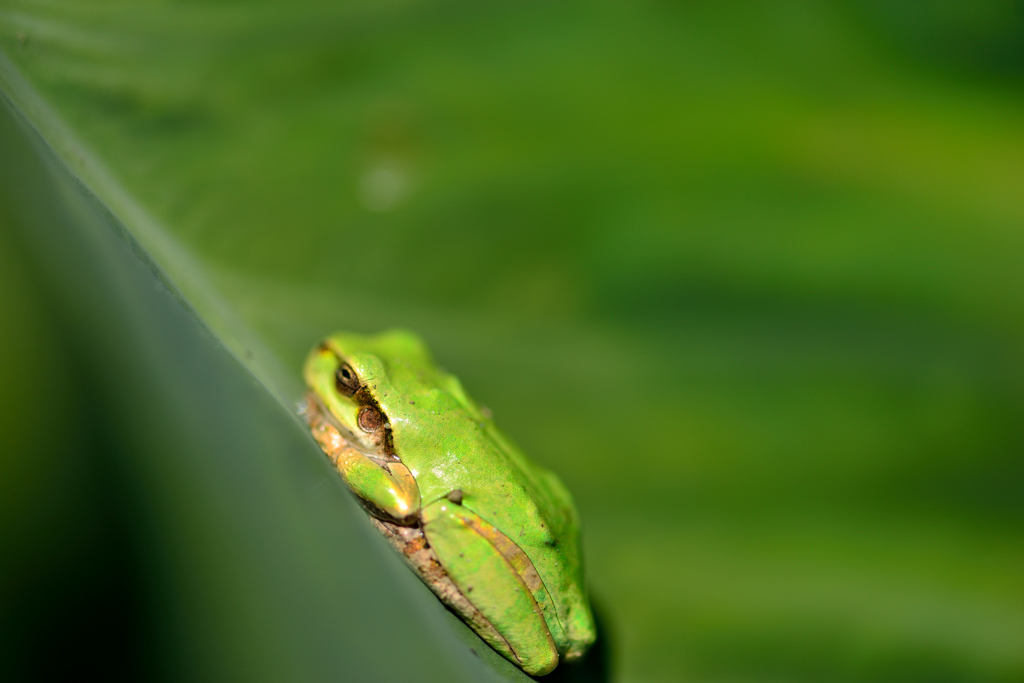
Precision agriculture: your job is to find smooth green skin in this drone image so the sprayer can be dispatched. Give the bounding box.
[304,330,595,674]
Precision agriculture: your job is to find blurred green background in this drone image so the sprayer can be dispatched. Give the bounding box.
[2,1,1024,681]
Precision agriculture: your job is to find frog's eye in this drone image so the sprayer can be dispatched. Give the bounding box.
[335,362,360,397]
[358,405,384,432]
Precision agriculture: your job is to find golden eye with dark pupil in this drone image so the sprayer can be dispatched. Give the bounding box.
[358,406,383,432]
[335,362,359,397]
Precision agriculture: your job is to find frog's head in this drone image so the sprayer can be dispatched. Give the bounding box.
[303,329,437,455]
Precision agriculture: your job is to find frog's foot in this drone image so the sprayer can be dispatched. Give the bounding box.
[421,499,562,676]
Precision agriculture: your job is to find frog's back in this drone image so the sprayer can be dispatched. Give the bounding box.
[399,406,594,657]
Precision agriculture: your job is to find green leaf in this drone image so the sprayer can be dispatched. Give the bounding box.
[0,66,533,683]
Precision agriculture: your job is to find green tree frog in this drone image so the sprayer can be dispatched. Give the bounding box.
[302,330,596,675]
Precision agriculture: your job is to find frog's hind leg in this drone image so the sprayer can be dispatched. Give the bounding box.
[420,500,559,676]
[368,517,519,666]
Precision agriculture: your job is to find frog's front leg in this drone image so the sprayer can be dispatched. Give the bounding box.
[307,401,420,524]
[333,448,420,524]
[422,499,559,676]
